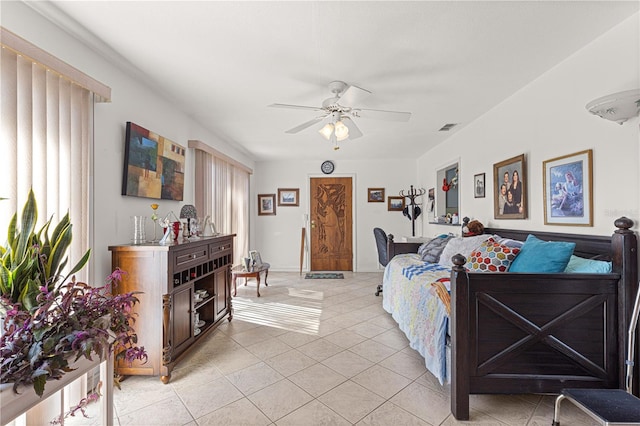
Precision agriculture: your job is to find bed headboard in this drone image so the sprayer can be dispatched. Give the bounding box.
[388,217,636,263]
[482,226,612,259]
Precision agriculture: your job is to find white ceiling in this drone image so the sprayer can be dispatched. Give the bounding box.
[31,1,639,161]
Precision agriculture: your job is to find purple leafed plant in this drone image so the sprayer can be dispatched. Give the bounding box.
[0,267,147,397]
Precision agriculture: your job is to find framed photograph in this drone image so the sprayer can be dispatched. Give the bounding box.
[122,121,185,201]
[428,188,435,213]
[368,188,385,202]
[388,196,405,211]
[258,194,276,216]
[249,250,263,267]
[543,149,593,226]
[277,188,299,206]
[474,173,485,198]
[493,154,527,219]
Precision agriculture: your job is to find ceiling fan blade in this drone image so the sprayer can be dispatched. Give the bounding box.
[285,116,326,134]
[342,117,363,140]
[337,84,372,106]
[269,103,324,112]
[354,108,412,122]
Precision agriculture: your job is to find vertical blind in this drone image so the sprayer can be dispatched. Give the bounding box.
[1,28,110,424]
[1,28,110,266]
[193,146,250,265]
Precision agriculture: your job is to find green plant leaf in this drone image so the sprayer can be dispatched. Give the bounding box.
[33,374,47,397]
[60,249,91,285]
[15,190,37,264]
[6,214,17,254]
[46,223,72,281]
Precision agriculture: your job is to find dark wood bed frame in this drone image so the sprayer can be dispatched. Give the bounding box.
[386,217,638,420]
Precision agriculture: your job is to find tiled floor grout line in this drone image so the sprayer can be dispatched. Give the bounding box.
[100,272,601,426]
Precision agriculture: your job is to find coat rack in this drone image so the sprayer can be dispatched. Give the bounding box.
[400,185,426,236]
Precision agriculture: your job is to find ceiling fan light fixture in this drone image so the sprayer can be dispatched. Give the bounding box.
[334,120,349,141]
[319,123,334,140]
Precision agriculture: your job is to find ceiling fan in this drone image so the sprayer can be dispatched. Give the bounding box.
[269,81,411,149]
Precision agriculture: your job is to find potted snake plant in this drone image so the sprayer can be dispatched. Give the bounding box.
[0,190,146,398]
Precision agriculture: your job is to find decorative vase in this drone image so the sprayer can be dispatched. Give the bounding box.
[131,216,146,244]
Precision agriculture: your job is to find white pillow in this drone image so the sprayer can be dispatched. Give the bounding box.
[438,234,493,267]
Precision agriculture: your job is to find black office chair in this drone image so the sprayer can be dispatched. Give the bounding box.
[373,227,388,296]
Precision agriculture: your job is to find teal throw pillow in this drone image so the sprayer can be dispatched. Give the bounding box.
[508,234,575,273]
[564,255,612,273]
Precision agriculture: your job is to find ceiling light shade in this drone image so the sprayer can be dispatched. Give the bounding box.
[334,120,349,141]
[586,89,640,125]
[319,123,334,140]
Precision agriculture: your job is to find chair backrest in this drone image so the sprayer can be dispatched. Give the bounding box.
[373,227,389,266]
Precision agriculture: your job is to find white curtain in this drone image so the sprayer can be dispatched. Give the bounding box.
[194,149,249,265]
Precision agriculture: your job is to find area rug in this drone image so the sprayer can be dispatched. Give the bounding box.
[305,272,344,279]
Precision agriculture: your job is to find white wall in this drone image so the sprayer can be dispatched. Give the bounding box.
[4,3,639,277]
[3,2,255,282]
[417,13,640,237]
[252,159,418,272]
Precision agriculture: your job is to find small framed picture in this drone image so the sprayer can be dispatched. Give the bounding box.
[249,250,263,267]
[474,173,485,198]
[428,188,435,213]
[388,196,405,211]
[493,154,527,219]
[368,188,385,202]
[258,194,276,216]
[277,188,299,206]
[543,149,593,226]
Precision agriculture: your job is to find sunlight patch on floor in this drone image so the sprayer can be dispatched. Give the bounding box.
[232,297,322,335]
[287,288,324,300]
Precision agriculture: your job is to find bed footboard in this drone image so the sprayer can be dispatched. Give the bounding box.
[449,218,637,421]
[450,265,619,419]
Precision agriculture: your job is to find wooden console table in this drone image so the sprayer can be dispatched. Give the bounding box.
[232,263,270,297]
[109,234,235,383]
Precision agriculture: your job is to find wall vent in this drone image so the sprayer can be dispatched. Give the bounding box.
[439,123,458,131]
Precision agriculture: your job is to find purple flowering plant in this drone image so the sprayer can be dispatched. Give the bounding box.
[1,268,147,396]
[0,190,147,397]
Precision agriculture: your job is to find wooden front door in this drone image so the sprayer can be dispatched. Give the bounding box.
[310,177,353,271]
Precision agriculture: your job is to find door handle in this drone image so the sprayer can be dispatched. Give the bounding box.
[311,220,316,229]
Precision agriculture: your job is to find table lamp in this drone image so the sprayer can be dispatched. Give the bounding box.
[179,204,197,238]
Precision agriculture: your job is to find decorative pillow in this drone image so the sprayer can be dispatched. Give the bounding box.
[466,238,521,272]
[438,234,493,268]
[418,235,453,263]
[494,237,525,249]
[508,234,575,273]
[564,255,612,273]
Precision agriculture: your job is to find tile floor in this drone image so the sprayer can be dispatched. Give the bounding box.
[90,272,600,425]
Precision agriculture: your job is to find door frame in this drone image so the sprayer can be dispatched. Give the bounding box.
[306,173,357,272]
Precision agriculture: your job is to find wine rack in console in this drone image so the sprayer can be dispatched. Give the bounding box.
[109,234,235,383]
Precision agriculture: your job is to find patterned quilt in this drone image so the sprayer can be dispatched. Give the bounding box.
[382,253,451,384]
